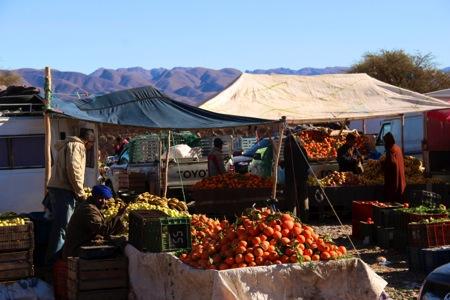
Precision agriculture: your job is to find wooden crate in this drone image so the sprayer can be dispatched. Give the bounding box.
[67,257,128,294]
[0,221,34,252]
[0,250,33,281]
[67,288,128,300]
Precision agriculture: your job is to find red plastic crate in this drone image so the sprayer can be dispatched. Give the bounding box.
[396,211,448,231]
[53,258,68,300]
[408,221,450,247]
[352,201,379,222]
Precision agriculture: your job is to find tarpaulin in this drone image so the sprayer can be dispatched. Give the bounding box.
[200,73,450,122]
[49,86,277,129]
[125,245,387,300]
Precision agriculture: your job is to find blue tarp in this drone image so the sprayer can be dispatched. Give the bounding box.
[49,86,276,129]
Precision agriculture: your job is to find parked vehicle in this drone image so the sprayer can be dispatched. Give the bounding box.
[418,263,450,300]
[375,108,450,175]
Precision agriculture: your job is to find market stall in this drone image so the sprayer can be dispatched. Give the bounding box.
[125,245,386,300]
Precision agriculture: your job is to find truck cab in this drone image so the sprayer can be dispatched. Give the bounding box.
[375,113,424,157]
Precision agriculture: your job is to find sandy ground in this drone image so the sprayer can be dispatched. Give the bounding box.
[311,222,426,300]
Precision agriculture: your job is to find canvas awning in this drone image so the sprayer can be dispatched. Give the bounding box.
[48,86,279,129]
[200,73,450,122]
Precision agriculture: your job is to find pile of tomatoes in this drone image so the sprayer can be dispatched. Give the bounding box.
[179,208,348,270]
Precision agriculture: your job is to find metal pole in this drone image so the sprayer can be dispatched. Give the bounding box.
[271,117,286,199]
[362,119,366,134]
[400,114,405,154]
[163,130,171,197]
[44,67,52,191]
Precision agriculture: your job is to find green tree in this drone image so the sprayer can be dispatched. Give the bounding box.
[349,49,450,93]
[0,70,22,87]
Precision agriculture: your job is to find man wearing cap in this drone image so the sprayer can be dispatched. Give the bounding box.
[63,185,114,258]
[208,138,226,177]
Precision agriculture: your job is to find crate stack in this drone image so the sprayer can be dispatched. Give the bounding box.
[0,218,34,282]
[351,201,377,240]
[372,203,403,249]
[67,256,129,300]
[129,135,161,164]
[129,210,191,252]
[233,137,257,152]
[200,136,233,157]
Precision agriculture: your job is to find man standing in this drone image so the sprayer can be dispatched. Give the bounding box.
[207,138,226,177]
[63,185,114,258]
[283,133,310,221]
[382,132,406,202]
[45,128,95,264]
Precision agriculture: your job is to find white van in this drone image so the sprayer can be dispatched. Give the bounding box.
[0,116,46,213]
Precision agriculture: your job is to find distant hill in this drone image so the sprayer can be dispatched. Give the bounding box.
[13,66,348,106]
[443,67,450,73]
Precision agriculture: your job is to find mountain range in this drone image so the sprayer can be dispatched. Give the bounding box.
[11,66,450,106]
[13,66,348,106]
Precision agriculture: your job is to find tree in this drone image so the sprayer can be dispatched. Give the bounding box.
[0,70,22,87]
[349,49,450,93]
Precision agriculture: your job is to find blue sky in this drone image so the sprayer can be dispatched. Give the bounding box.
[1,0,449,74]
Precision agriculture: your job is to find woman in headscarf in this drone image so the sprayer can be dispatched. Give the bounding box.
[382,132,406,202]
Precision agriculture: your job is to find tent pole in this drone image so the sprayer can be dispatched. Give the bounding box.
[163,130,171,197]
[44,67,52,192]
[362,119,366,134]
[271,117,286,199]
[400,114,405,154]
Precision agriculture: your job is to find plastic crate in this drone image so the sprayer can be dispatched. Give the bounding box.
[393,229,408,252]
[233,137,257,152]
[352,201,377,222]
[408,221,450,248]
[129,210,191,252]
[53,258,68,300]
[129,136,160,164]
[407,246,424,272]
[376,226,395,249]
[372,203,403,227]
[422,246,450,273]
[394,210,448,231]
[410,190,442,208]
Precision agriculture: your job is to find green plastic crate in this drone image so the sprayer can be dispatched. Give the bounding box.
[128,210,191,252]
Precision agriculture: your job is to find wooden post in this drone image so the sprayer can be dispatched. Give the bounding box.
[163,130,171,197]
[271,117,286,199]
[44,67,52,191]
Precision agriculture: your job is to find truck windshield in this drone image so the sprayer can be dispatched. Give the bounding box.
[376,123,391,145]
[118,144,129,165]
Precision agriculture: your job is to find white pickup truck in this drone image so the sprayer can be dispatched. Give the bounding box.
[105,143,209,194]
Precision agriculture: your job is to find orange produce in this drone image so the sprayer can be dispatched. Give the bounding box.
[193,173,273,190]
[179,209,349,270]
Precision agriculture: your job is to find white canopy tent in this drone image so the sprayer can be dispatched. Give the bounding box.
[426,88,450,101]
[200,73,450,122]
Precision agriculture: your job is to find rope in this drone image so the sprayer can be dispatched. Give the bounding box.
[286,128,360,257]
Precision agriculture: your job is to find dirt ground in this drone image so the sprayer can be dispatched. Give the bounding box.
[311,222,426,300]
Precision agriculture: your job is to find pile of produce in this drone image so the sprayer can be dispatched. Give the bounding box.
[398,204,448,216]
[99,192,190,232]
[298,130,369,161]
[313,156,442,187]
[84,187,92,197]
[410,217,450,224]
[193,173,273,190]
[317,171,362,186]
[0,217,27,227]
[179,208,348,270]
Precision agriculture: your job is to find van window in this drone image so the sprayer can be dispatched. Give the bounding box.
[0,135,45,169]
[376,123,391,145]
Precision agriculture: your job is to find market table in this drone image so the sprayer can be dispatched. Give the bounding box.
[125,245,387,300]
